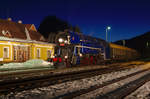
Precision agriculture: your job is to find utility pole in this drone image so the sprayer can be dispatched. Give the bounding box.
[106,26,111,42]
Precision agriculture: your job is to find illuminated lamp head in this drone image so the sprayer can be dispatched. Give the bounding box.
[64,40,68,44]
[65,55,68,59]
[107,26,111,30]
[58,38,64,43]
[79,53,82,57]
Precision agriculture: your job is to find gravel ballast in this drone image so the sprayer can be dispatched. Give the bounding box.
[125,81,150,99]
[0,65,146,99]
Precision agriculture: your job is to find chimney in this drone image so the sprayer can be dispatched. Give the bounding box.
[7,18,12,21]
[18,20,22,24]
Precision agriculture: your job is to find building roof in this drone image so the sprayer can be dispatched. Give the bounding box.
[0,19,45,42]
[24,24,37,31]
[24,24,32,30]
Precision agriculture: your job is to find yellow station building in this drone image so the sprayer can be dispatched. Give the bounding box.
[0,18,55,63]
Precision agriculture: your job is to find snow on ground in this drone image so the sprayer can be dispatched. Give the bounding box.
[0,66,144,99]
[125,81,150,99]
[76,68,150,99]
[0,59,54,71]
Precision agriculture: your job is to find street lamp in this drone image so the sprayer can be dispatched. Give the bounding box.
[106,26,111,42]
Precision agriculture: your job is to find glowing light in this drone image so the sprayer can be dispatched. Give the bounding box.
[65,56,68,58]
[64,40,67,44]
[58,38,64,43]
[60,44,65,46]
[107,26,111,30]
[79,53,82,57]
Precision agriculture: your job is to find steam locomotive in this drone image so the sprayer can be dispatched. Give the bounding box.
[49,30,139,67]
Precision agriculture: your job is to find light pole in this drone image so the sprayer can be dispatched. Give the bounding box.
[106,26,111,42]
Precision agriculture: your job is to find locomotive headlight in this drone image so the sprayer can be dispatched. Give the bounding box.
[64,40,68,44]
[58,38,64,43]
[79,53,82,57]
[65,56,68,59]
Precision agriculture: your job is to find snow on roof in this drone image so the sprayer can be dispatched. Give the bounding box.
[0,36,56,46]
[0,19,46,42]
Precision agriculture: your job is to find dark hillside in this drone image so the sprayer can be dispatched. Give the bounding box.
[115,31,150,58]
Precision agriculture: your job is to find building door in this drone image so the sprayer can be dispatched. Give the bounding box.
[13,46,30,62]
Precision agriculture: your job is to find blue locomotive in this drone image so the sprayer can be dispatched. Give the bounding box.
[48,30,139,67]
[53,30,112,66]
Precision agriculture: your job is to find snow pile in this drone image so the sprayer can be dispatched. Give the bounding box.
[1,63,23,68]
[23,59,51,66]
[0,59,53,70]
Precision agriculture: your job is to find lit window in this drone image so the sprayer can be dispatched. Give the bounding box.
[13,46,17,60]
[3,47,9,58]
[47,50,51,58]
[37,48,41,58]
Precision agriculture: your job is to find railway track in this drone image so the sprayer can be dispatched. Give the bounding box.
[0,63,138,95]
[53,67,150,99]
[99,72,150,99]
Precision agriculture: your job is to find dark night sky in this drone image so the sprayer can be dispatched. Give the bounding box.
[0,0,150,42]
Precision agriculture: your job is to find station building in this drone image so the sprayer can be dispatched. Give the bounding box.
[0,18,55,63]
